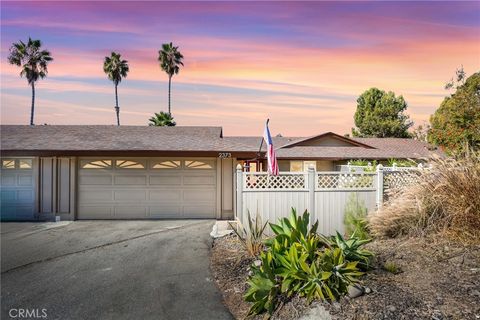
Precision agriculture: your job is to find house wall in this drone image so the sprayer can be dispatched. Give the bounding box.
[298,136,358,147]
[39,157,76,220]
[221,157,235,219]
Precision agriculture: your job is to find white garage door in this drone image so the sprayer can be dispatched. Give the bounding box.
[78,158,217,219]
[0,158,36,220]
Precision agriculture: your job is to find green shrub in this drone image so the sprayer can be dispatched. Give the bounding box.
[343,193,370,240]
[387,158,417,167]
[329,231,373,271]
[245,209,370,317]
[229,211,267,257]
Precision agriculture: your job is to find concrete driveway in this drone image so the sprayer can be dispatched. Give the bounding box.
[1,220,233,320]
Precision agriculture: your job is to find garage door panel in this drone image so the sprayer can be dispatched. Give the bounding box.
[184,205,216,217]
[149,206,181,218]
[1,175,16,186]
[78,206,113,219]
[149,190,182,201]
[114,206,147,217]
[183,190,216,201]
[78,158,217,219]
[16,206,35,217]
[114,175,147,185]
[17,190,34,202]
[80,190,113,201]
[1,190,16,202]
[183,176,215,185]
[79,175,112,185]
[149,175,181,185]
[18,175,33,186]
[114,190,146,201]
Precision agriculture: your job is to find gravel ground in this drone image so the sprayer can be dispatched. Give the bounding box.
[211,234,480,320]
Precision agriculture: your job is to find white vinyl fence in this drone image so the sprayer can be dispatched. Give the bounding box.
[235,164,420,235]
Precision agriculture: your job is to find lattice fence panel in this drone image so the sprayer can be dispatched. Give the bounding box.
[383,170,421,200]
[317,173,375,190]
[244,174,306,190]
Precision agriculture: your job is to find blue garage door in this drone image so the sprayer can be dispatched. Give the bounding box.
[0,158,36,221]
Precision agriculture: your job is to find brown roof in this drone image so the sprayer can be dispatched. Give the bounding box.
[224,134,441,160]
[0,125,251,154]
[0,125,441,159]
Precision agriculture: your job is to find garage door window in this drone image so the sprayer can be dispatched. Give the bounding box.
[81,160,112,169]
[19,159,32,169]
[185,160,213,169]
[2,159,15,169]
[115,160,145,169]
[152,160,181,169]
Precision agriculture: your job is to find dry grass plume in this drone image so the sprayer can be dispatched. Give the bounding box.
[369,151,480,244]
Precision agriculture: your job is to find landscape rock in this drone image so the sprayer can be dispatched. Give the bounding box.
[299,305,332,320]
[347,284,364,299]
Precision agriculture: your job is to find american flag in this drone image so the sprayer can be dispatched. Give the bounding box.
[263,120,279,176]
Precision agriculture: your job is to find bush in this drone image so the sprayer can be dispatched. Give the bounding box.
[229,211,267,257]
[245,209,369,317]
[369,152,480,243]
[343,193,370,240]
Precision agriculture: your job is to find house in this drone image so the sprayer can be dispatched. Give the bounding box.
[0,125,439,221]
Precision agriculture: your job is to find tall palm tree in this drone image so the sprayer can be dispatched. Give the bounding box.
[158,42,184,115]
[7,38,53,125]
[103,52,129,126]
[148,111,176,127]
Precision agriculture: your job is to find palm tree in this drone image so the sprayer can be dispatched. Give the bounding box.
[7,38,53,125]
[158,42,184,115]
[103,52,129,126]
[148,111,176,127]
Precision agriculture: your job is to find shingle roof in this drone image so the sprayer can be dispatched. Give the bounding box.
[0,125,249,152]
[224,135,441,159]
[0,125,441,159]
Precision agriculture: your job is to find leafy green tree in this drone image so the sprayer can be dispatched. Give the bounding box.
[103,52,129,126]
[158,42,184,115]
[148,111,176,127]
[7,38,53,125]
[429,68,480,154]
[352,88,412,138]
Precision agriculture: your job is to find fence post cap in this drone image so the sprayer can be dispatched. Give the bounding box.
[418,163,424,169]
[308,164,315,170]
[377,164,384,171]
[236,164,243,170]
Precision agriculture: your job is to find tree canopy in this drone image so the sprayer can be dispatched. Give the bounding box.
[148,111,176,127]
[352,88,412,138]
[103,52,129,86]
[429,71,480,154]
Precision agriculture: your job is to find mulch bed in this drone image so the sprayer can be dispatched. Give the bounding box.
[210,234,480,320]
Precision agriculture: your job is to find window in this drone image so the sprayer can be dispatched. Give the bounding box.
[81,160,112,169]
[2,159,15,169]
[185,160,213,169]
[290,161,303,172]
[152,160,181,169]
[19,159,33,169]
[115,160,145,169]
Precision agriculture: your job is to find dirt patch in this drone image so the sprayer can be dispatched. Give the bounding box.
[211,235,480,320]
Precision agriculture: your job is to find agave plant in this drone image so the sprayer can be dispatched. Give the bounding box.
[330,231,373,270]
[228,211,267,257]
[244,250,278,316]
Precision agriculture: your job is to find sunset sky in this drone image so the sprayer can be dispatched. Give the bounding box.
[1,1,479,136]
